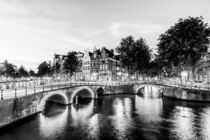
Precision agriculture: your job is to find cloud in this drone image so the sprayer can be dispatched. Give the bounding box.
[0,0,94,70]
[109,22,169,38]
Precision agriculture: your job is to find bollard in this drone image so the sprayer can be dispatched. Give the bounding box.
[1,90,3,100]
[43,84,44,92]
[51,83,53,90]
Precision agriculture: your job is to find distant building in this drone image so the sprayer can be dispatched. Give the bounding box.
[74,51,84,80]
[81,47,128,81]
[52,47,129,81]
[53,52,84,80]
[82,49,92,80]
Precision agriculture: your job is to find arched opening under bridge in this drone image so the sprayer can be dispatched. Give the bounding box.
[71,87,96,104]
[96,87,105,96]
[39,92,68,112]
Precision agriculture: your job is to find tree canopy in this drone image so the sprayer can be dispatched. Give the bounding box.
[29,70,37,77]
[37,61,52,77]
[63,51,79,76]
[3,60,16,78]
[157,16,210,76]
[18,65,29,77]
[116,36,151,74]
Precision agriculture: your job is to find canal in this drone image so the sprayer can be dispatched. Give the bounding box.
[1,86,210,140]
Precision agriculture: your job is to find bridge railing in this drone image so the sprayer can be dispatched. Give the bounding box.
[1,79,210,100]
[139,79,210,91]
[0,80,137,100]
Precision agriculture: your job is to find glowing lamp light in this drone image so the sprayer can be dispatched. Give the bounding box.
[181,71,188,78]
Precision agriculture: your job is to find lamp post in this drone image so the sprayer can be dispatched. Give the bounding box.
[118,72,122,81]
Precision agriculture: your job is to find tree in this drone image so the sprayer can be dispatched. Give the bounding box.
[116,36,151,75]
[157,16,210,78]
[133,38,151,74]
[29,70,37,77]
[18,65,29,77]
[3,60,16,78]
[37,61,52,77]
[63,51,79,77]
[116,36,135,73]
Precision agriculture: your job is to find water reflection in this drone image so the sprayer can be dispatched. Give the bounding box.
[162,97,210,140]
[171,106,195,140]
[39,104,68,139]
[201,107,210,139]
[71,99,94,124]
[111,97,133,140]
[3,86,210,140]
[135,86,163,122]
[70,99,100,140]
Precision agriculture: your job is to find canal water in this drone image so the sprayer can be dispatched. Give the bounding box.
[1,86,210,140]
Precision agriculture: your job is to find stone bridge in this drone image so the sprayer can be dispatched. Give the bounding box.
[133,82,166,94]
[0,82,133,129]
[1,80,210,130]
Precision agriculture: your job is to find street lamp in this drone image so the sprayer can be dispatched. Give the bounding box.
[118,72,122,81]
[181,71,188,84]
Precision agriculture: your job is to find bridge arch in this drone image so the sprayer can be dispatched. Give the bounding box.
[135,84,165,96]
[39,92,68,111]
[135,85,147,94]
[70,86,96,104]
[96,87,105,96]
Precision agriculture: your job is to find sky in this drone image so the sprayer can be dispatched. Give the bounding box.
[0,0,210,70]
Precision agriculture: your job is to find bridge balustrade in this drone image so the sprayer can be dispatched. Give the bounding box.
[1,79,210,100]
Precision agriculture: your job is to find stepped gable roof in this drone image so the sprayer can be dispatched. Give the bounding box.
[89,52,93,58]
[90,49,101,60]
[94,49,101,56]
[102,47,114,58]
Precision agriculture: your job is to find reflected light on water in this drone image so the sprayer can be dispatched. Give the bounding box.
[4,93,210,140]
[71,100,100,140]
[39,106,68,139]
[135,86,163,122]
[201,107,210,139]
[172,106,195,140]
[143,86,161,98]
[87,114,100,140]
[71,100,94,126]
[111,98,133,140]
